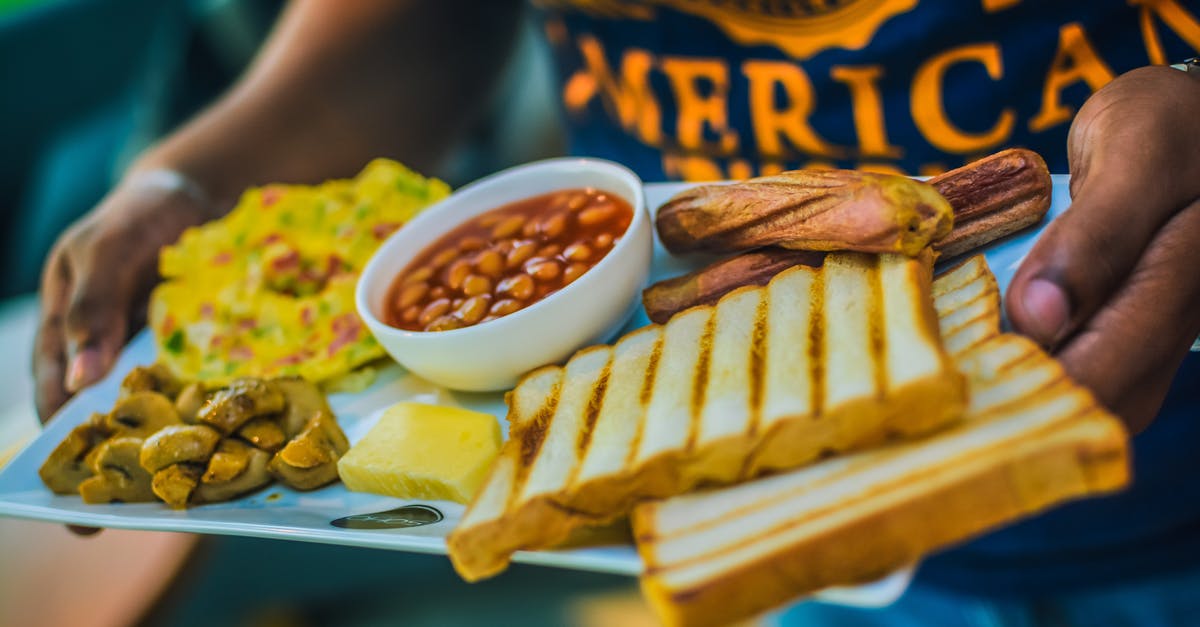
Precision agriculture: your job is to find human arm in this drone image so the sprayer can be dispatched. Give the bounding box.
[33,0,524,420]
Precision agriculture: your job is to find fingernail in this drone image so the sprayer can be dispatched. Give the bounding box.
[1020,278,1071,347]
[65,348,103,393]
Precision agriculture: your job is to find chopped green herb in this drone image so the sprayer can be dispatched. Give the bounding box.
[164,329,186,355]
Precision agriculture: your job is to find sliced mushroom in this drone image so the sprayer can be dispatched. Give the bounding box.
[38,413,112,495]
[152,463,205,509]
[237,417,286,453]
[139,425,222,474]
[174,383,209,423]
[105,392,182,437]
[197,379,285,434]
[78,437,156,504]
[271,376,333,438]
[120,364,183,399]
[194,439,272,503]
[268,411,349,491]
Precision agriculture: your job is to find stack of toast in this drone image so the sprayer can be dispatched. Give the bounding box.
[446,151,1129,626]
[633,257,1128,626]
[448,251,966,581]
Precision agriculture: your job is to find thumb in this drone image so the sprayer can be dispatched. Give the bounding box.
[1007,67,1200,347]
[62,259,134,394]
[1005,176,1167,348]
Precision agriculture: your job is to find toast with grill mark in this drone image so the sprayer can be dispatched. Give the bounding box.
[631,256,1129,627]
[447,252,966,581]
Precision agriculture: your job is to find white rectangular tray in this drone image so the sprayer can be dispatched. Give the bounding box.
[0,177,1071,606]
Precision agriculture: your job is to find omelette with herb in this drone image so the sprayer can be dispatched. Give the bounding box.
[150,159,449,386]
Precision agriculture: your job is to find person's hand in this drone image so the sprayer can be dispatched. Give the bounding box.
[33,171,219,423]
[1007,66,1200,433]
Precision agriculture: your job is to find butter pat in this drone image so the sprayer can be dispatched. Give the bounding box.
[338,402,502,503]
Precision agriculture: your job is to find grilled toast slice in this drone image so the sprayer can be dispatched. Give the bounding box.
[447,252,966,581]
[632,257,1129,627]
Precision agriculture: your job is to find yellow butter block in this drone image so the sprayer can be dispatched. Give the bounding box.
[338,402,501,504]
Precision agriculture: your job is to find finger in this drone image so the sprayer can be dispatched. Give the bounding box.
[1008,70,1200,347]
[62,240,138,394]
[1054,198,1200,432]
[34,251,72,423]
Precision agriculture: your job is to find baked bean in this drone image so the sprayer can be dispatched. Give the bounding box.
[385,188,633,331]
[456,295,491,324]
[492,215,525,239]
[490,299,522,316]
[430,248,458,270]
[567,193,589,211]
[475,249,504,277]
[564,262,589,285]
[539,212,569,239]
[426,315,464,332]
[477,213,503,228]
[445,259,472,290]
[578,203,616,226]
[498,274,535,300]
[397,282,428,309]
[404,266,433,284]
[563,243,591,262]
[526,259,562,282]
[462,274,492,297]
[419,299,451,326]
[458,236,486,252]
[507,240,538,269]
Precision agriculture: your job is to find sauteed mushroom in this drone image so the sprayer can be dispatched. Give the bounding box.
[38,413,111,495]
[268,411,349,490]
[41,366,349,509]
[195,439,272,502]
[152,463,204,508]
[237,417,286,453]
[139,425,222,473]
[174,382,208,423]
[272,376,333,438]
[106,392,182,437]
[120,364,183,399]
[198,379,285,434]
[78,437,156,504]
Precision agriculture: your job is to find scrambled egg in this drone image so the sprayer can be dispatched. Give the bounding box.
[149,159,450,386]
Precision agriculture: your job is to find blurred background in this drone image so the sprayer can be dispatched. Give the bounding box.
[0,1,670,626]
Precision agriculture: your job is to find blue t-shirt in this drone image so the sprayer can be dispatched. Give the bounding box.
[536,0,1200,594]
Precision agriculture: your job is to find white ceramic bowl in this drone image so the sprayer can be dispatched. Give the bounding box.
[356,158,651,391]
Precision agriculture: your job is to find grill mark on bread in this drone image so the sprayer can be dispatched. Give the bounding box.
[511,381,561,508]
[628,332,665,468]
[944,319,996,358]
[570,360,612,485]
[688,314,718,452]
[997,345,1041,374]
[747,295,768,437]
[809,271,825,416]
[867,257,887,397]
[938,291,997,333]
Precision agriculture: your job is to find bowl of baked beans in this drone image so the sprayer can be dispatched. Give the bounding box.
[356,158,650,391]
